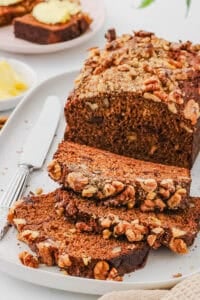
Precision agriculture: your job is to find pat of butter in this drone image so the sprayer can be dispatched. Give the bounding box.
[0,60,28,100]
[0,0,23,6]
[32,0,81,25]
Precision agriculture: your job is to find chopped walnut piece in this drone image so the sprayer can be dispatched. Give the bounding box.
[148,216,162,227]
[82,255,92,266]
[58,254,72,268]
[139,178,157,192]
[147,234,157,247]
[86,102,99,111]
[167,189,186,209]
[169,238,188,254]
[112,181,125,193]
[143,92,161,102]
[82,185,97,197]
[151,227,164,235]
[160,179,175,192]
[171,227,186,238]
[100,217,112,228]
[113,221,128,236]
[7,200,24,223]
[154,198,166,210]
[18,230,39,243]
[107,268,122,281]
[94,261,110,280]
[146,192,156,200]
[105,28,116,42]
[125,227,144,242]
[159,188,170,199]
[103,229,112,239]
[168,102,177,114]
[48,160,62,181]
[103,183,116,197]
[35,188,43,195]
[111,246,121,254]
[168,90,183,104]
[19,251,39,268]
[37,240,58,266]
[67,172,89,191]
[13,218,26,231]
[55,205,64,217]
[173,273,182,278]
[134,30,154,38]
[183,99,200,125]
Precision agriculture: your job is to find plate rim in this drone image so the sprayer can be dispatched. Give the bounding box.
[0,0,106,54]
[0,70,199,294]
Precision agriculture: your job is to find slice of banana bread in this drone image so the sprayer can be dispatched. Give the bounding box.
[14,12,92,44]
[65,29,200,169]
[54,189,200,254]
[48,141,191,212]
[0,0,41,26]
[8,190,149,280]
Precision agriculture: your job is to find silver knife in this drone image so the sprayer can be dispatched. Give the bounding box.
[0,95,61,240]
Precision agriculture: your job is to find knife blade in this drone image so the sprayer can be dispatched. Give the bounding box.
[19,95,61,168]
[0,95,61,240]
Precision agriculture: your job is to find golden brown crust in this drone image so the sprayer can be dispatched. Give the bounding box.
[72,29,200,124]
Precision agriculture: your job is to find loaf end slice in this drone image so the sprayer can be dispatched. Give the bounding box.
[8,190,149,280]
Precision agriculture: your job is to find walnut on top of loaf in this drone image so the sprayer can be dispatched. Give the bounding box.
[74,29,200,125]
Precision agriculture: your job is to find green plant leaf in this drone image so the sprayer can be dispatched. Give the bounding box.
[186,0,191,15]
[139,0,156,8]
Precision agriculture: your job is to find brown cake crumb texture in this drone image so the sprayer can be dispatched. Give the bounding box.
[14,12,92,44]
[48,141,191,212]
[54,189,200,254]
[8,191,149,280]
[0,0,41,26]
[65,29,200,168]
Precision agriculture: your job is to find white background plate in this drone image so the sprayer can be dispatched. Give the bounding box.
[0,71,200,295]
[0,0,105,54]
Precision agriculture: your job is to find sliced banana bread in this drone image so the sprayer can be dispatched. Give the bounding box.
[8,190,149,280]
[54,189,200,254]
[48,141,191,212]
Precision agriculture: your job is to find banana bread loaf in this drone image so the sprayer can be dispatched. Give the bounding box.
[8,190,149,280]
[54,189,200,254]
[48,141,191,212]
[65,29,200,169]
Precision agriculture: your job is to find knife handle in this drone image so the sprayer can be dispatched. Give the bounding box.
[0,164,31,240]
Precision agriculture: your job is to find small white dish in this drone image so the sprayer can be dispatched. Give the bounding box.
[0,58,37,111]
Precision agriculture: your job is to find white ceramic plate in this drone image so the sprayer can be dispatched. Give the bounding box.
[0,0,105,54]
[0,71,200,295]
[0,58,37,111]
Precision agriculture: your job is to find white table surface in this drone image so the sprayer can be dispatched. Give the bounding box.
[0,0,200,299]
